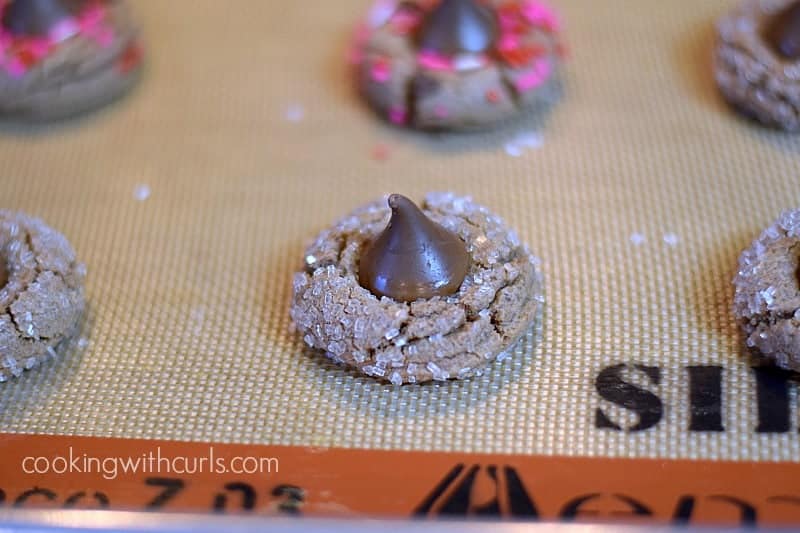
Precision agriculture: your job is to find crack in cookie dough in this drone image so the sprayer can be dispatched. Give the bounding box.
[714,0,800,131]
[733,209,800,370]
[0,257,7,288]
[290,192,544,384]
[0,211,85,382]
[0,1,142,120]
[354,0,563,131]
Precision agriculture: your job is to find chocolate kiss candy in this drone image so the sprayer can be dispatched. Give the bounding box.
[2,0,85,37]
[359,194,470,302]
[417,0,498,56]
[765,0,800,60]
[0,260,7,288]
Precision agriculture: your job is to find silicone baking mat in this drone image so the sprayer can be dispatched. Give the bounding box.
[1,0,800,526]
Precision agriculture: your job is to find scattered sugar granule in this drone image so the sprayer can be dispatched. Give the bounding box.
[663,233,680,247]
[504,130,543,157]
[505,143,523,157]
[133,184,151,202]
[629,233,646,246]
[285,103,305,123]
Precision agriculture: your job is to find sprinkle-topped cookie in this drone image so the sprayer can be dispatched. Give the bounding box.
[0,0,143,120]
[353,0,565,131]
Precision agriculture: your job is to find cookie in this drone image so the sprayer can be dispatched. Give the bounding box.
[0,211,86,382]
[352,0,564,131]
[733,209,800,371]
[290,192,544,385]
[713,0,800,131]
[0,0,143,121]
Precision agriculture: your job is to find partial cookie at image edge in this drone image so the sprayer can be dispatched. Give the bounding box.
[0,210,86,383]
[733,208,800,371]
[713,0,800,131]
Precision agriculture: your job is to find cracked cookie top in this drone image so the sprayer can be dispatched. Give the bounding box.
[733,208,800,369]
[0,210,85,381]
[290,192,543,385]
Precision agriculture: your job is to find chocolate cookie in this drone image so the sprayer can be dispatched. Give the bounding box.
[290,192,544,384]
[352,0,564,131]
[714,0,800,131]
[733,209,800,370]
[0,0,143,120]
[0,211,86,382]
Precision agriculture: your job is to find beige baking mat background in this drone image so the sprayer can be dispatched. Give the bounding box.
[0,0,799,461]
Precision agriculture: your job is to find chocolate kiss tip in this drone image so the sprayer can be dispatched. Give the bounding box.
[2,0,85,37]
[358,194,471,302]
[765,0,800,60]
[388,193,411,210]
[417,0,498,56]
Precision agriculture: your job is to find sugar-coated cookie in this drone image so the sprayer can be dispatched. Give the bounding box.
[0,211,86,382]
[733,209,800,370]
[714,0,800,131]
[291,192,543,384]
